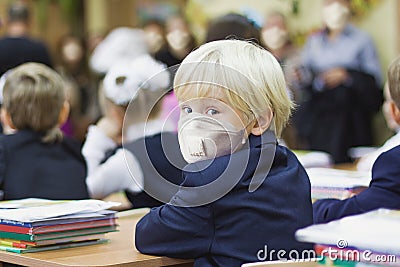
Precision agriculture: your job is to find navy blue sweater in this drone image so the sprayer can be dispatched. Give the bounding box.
[124,132,186,208]
[314,145,400,224]
[0,130,88,200]
[135,133,313,267]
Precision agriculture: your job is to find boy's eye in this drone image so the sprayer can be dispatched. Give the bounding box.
[183,107,192,114]
[206,109,219,115]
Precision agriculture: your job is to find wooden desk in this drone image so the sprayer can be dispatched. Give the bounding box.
[333,163,357,171]
[103,192,133,211]
[0,209,193,267]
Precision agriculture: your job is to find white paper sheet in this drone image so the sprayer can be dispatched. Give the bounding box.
[0,199,120,222]
[306,168,371,188]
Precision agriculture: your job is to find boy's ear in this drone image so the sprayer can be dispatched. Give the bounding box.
[58,101,70,126]
[1,108,15,129]
[0,108,16,134]
[250,109,273,136]
[390,102,400,125]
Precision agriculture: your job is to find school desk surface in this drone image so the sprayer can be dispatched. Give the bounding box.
[0,209,193,267]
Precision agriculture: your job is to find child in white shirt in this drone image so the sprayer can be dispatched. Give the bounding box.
[82,55,185,207]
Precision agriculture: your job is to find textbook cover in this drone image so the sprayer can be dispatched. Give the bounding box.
[0,209,117,227]
[0,217,117,234]
[0,198,120,253]
[0,233,108,247]
[0,225,118,241]
[0,239,108,253]
[306,168,371,200]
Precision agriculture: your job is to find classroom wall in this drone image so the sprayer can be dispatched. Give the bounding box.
[0,1,73,60]
[187,0,399,144]
[357,0,398,76]
[84,0,185,36]
[84,0,109,35]
[1,0,397,144]
[188,0,399,76]
[1,0,397,73]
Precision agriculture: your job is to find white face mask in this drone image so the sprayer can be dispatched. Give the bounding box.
[261,27,288,50]
[322,2,350,30]
[145,31,164,53]
[178,113,247,163]
[62,42,83,63]
[166,30,190,51]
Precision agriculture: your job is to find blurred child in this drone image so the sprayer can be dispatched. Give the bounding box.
[143,19,166,56]
[0,63,88,200]
[57,34,98,142]
[135,40,313,266]
[356,82,400,172]
[89,28,148,75]
[314,56,400,224]
[155,14,196,67]
[205,13,260,43]
[82,54,186,208]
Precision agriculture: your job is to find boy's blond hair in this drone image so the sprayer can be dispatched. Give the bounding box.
[3,63,66,143]
[174,39,293,137]
[388,56,400,109]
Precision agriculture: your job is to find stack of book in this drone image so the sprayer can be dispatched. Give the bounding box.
[296,209,400,266]
[0,198,119,253]
[306,168,371,200]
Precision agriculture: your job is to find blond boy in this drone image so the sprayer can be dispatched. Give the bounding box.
[135,40,313,266]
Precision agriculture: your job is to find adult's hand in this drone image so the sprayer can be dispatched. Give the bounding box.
[321,67,349,89]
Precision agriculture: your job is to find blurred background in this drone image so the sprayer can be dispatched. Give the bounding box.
[0,0,399,157]
[0,0,397,74]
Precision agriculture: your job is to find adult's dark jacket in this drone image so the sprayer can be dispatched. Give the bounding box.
[294,70,382,163]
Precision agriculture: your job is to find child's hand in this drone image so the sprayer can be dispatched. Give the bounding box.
[96,117,122,144]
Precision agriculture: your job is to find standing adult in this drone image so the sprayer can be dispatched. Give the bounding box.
[294,0,383,163]
[0,2,52,76]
